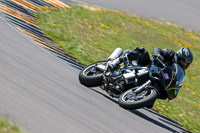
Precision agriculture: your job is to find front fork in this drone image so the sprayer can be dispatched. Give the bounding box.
[133,80,152,95]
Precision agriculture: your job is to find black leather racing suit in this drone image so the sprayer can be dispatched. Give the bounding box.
[152,48,177,100]
[152,48,175,66]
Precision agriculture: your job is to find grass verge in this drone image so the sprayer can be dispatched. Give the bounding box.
[0,116,22,133]
[35,6,200,132]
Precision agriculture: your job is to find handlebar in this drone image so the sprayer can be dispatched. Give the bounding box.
[155,57,166,68]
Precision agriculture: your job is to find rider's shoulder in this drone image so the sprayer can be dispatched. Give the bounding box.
[163,48,175,52]
[163,48,175,54]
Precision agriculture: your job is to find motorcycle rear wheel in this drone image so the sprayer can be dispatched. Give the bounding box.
[79,61,106,87]
[118,88,158,110]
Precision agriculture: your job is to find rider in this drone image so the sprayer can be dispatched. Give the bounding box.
[152,47,193,71]
[110,47,193,71]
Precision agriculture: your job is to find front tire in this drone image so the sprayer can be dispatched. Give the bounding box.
[79,61,106,87]
[118,88,158,110]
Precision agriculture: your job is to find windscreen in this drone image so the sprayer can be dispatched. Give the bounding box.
[165,64,185,100]
[172,63,185,86]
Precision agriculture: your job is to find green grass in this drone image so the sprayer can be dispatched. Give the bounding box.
[35,6,200,132]
[0,116,22,133]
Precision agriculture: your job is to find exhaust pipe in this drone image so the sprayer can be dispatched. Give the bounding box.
[108,48,123,60]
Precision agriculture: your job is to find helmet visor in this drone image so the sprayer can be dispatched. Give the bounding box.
[179,59,190,70]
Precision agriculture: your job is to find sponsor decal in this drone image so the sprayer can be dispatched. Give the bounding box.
[164,73,170,80]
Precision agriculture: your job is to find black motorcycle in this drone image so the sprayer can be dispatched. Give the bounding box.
[79,48,185,109]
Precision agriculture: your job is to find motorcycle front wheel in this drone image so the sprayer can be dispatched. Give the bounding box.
[118,88,158,110]
[79,61,107,87]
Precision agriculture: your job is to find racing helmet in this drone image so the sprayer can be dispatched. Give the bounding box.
[174,48,193,70]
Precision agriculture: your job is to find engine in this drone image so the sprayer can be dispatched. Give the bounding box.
[102,68,150,98]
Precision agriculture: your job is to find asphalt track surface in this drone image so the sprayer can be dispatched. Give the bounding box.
[0,12,192,133]
[70,0,200,32]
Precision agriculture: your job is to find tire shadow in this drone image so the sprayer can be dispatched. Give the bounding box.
[90,88,191,133]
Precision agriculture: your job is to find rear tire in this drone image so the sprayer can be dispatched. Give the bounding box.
[118,88,158,110]
[79,61,106,87]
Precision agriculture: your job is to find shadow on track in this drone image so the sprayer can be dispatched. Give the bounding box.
[89,88,191,133]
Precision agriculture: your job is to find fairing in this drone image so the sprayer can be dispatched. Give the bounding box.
[161,63,185,100]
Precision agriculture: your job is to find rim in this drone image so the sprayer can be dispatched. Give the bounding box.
[82,62,106,76]
[121,89,154,103]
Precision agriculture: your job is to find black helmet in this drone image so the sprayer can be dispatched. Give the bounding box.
[174,48,193,70]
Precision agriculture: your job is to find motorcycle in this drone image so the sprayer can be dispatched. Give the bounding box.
[79,48,185,109]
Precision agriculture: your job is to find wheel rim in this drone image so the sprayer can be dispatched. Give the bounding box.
[82,62,106,76]
[83,65,96,76]
[122,89,154,102]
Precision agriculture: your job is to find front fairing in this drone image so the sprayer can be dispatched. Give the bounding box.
[161,64,185,100]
